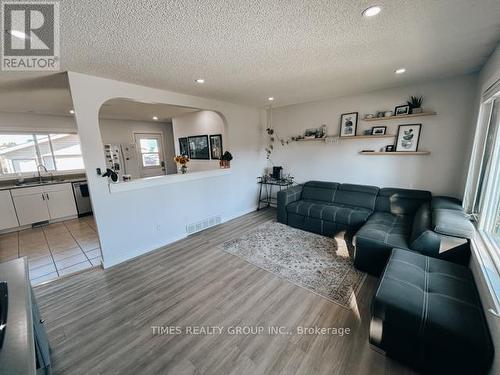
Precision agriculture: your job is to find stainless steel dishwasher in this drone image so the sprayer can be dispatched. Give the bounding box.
[72,181,92,217]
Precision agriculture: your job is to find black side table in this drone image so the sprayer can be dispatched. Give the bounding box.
[257,177,293,210]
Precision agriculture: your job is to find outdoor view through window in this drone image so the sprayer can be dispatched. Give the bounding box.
[0,133,84,175]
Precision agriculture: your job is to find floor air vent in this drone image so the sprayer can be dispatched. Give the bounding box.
[186,215,222,235]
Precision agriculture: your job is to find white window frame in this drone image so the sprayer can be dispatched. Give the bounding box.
[0,131,85,180]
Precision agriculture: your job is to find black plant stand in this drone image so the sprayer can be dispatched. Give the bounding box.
[257,178,293,210]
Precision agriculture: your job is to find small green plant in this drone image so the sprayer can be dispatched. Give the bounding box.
[407,96,423,109]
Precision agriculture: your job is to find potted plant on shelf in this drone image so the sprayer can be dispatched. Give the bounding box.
[174,155,190,174]
[407,96,423,114]
[220,151,233,168]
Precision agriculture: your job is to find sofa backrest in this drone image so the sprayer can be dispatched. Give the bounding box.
[375,188,431,216]
[333,184,379,211]
[301,181,339,202]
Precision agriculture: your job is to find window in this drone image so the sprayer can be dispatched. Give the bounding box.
[0,133,84,176]
[139,138,161,167]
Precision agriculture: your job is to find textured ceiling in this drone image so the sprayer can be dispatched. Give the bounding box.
[100,99,199,122]
[0,0,499,110]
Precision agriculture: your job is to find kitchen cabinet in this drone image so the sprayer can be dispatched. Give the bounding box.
[11,183,77,226]
[11,186,50,226]
[0,190,19,230]
[44,184,77,219]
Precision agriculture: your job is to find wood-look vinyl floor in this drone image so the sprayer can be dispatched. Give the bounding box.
[34,208,416,375]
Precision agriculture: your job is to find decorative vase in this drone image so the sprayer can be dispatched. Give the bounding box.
[220,160,230,168]
[180,165,187,174]
[411,107,423,114]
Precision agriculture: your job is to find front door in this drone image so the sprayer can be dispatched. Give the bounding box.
[134,133,166,178]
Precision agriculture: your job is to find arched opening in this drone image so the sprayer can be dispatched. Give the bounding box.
[98,98,228,182]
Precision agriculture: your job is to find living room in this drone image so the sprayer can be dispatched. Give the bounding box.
[0,1,499,374]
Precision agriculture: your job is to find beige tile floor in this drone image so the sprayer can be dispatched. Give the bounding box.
[0,215,102,285]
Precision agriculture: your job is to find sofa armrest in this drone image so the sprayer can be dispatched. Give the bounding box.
[277,185,303,224]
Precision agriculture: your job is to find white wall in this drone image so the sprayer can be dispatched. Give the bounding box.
[0,111,77,133]
[268,74,478,198]
[99,118,176,176]
[479,44,500,94]
[172,110,225,172]
[68,72,264,268]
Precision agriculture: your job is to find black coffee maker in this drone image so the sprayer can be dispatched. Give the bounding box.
[272,166,283,180]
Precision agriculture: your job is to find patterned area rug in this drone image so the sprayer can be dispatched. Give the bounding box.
[221,222,366,309]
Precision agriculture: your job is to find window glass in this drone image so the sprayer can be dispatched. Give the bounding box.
[142,153,160,167]
[0,133,84,176]
[0,134,38,174]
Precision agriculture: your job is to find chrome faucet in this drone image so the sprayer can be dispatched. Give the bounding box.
[36,164,52,183]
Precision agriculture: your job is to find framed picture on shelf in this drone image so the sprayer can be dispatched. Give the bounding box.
[394,104,410,116]
[188,135,210,159]
[179,137,189,157]
[209,134,223,160]
[395,124,422,152]
[339,112,358,137]
[371,126,387,135]
[385,145,394,152]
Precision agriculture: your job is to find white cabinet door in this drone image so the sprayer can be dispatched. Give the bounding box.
[0,190,19,230]
[13,193,50,226]
[45,184,77,219]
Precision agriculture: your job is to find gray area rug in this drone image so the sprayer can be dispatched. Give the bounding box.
[221,222,366,309]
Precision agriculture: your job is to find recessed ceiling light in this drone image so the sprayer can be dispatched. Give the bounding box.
[152,116,159,121]
[69,109,75,114]
[195,79,205,84]
[395,68,406,74]
[268,97,275,101]
[9,30,27,39]
[362,6,382,17]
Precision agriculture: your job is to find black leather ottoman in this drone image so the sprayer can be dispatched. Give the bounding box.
[370,248,493,374]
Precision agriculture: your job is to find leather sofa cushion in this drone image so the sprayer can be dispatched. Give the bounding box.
[433,208,475,239]
[371,249,493,373]
[409,203,441,256]
[354,212,411,249]
[432,196,463,210]
[301,181,339,203]
[375,188,431,216]
[333,183,379,210]
[286,200,372,227]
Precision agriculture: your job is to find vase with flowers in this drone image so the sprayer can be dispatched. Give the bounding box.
[174,155,190,174]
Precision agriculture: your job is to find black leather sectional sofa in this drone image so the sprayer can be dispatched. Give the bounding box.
[277,181,473,275]
[277,181,494,373]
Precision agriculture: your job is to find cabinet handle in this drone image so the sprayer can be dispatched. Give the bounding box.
[42,193,45,201]
[46,193,50,200]
[39,319,45,324]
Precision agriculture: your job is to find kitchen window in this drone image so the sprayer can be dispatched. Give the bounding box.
[0,133,85,176]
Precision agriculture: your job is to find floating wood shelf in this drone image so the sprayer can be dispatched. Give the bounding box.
[362,112,437,121]
[340,134,395,140]
[295,137,327,142]
[359,151,431,155]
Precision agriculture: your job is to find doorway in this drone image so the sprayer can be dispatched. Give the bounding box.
[134,132,166,178]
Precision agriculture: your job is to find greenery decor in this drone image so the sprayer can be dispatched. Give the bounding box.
[174,155,190,174]
[407,96,423,113]
[220,151,233,168]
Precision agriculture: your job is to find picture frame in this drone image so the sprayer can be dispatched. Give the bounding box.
[371,126,387,136]
[339,112,358,137]
[385,145,394,152]
[394,105,410,116]
[395,124,422,152]
[188,135,210,159]
[209,134,223,160]
[179,137,189,157]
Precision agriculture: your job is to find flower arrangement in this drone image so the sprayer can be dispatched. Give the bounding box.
[174,155,190,174]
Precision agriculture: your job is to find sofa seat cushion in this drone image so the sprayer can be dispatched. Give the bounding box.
[354,212,411,249]
[370,249,493,374]
[286,200,372,227]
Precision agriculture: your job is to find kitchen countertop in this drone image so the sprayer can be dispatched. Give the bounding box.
[0,258,36,375]
[0,176,87,191]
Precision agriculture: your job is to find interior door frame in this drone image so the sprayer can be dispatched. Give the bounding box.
[133,132,166,178]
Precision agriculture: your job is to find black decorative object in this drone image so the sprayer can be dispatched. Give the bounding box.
[188,135,210,160]
[272,166,283,179]
[209,134,223,160]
